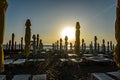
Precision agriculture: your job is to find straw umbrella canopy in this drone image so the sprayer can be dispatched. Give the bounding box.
[24,19,31,57]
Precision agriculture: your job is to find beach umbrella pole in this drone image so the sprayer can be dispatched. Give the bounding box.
[0,0,8,72]
[115,0,120,68]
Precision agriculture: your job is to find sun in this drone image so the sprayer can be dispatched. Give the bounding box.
[61,27,75,41]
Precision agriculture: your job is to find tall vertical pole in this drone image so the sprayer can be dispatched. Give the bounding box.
[60,38,62,53]
[94,36,97,55]
[11,33,15,52]
[0,0,8,72]
[114,0,120,67]
[15,41,16,51]
[36,34,39,50]
[21,37,23,51]
[107,42,109,52]
[65,36,68,52]
[102,39,106,53]
[9,40,11,51]
[75,22,81,57]
[82,39,84,52]
[32,35,36,54]
[24,19,31,57]
[6,43,8,51]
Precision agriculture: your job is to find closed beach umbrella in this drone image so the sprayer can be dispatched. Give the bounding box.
[0,0,8,72]
[24,19,31,57]
[114,0,120,67]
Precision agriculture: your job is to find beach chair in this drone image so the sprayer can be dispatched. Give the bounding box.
[91,73,114,80]
[36,59,45,62]
[12,75,31,80]
[13,59,26,65]
[0,75,6,80]
[59,58,69,62]
[4,59,14,65]
[107,70,120,80]
[32,74,46,80]
[70,58,82,63]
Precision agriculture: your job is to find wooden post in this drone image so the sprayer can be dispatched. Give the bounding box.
[60,38,62,52]
[102,39,106,53]
[75,22,81,57]
[57,40,59,50]
[11,33,15,52]
[65,36,68,52]
[94,36,97,55]
[114,0,120,67]
[82,39,84,53]
[24,19,31,57]
[36,34,39,49]
[32,34,36,54]
[21,37,23,51]
[0,0,8,72]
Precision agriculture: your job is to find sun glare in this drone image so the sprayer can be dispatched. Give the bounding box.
[61,27,75,41]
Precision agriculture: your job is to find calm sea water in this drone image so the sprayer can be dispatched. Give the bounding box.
[3,45,112,51]
[3,45,52,50]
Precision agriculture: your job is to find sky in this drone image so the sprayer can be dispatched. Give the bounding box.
[5,0,117,45]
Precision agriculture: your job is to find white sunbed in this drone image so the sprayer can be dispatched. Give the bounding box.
[12,75,31,80]
[107,70,120,80]
[68,54,78,57]
[60,58,69,62]
[0,75,6,80]
[70,58,82,63]
[32,74,46,80]
[37,59,45,62]
[91,73,114,80]
[28,59,45,62]
[13,59,26,65]
[4,59,14,65]
[84,57,112,62]
[83,54,94,57]
[28,59,36,62]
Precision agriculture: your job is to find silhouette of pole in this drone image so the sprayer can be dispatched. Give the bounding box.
[9,40,11,51]
[32,35,36,54]
[70,42,72,52]
[15,41,16,51]
[52,43,55,50]
[39,39,43,52]
[84,43,86,52]
[21,37,23,51]
[0,0,8,72]
[24,19,31,57]
[107,42,109,52]
[75,22,81,57]
[98,43,100,53]
[6,43,8,51]
[110,41,113,51]
[37,34,39,49]
[82,39,84,52]
[18,43,20,51]
[90,41,93,53]
[57,40,59,50]
[60,38,62,52]
[102,39,106,53]
[94,36,97,55]
[114,0,120,67]
[113,44,115,51]
[11,33,15,52]
[65,36,68,51]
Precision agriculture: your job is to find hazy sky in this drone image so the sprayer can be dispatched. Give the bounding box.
[5,0,117,45]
